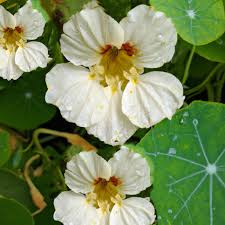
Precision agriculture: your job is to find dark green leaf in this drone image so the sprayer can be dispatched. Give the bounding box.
[101,0,131,21]
[0,131,10,167]
[196,34,225,63]
[0,197,34,225]
[0,69,56,130]
[0,169,35,211]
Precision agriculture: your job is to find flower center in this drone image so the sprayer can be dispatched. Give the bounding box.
[86,176,124,213]
[0,26,25,52]
[98,43,139,88]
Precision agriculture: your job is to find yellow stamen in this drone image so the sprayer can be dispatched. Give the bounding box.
[87,176,124,212]
[98,43,141,89]
[0,26,25,52]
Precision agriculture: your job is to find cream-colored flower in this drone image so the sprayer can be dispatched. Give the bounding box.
[0,0,49,80]
[46,4,184,146]
[54,147,155,225]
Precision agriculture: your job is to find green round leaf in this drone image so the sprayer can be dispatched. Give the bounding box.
[0,131,10,167]
[0,197,34,225]
[150,0,225,45]
[0,70,56,130]
[0,169,35,211]
[196,34,225,62]
[138,101,225,224]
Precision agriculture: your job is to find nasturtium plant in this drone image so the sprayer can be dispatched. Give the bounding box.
[150,0,225,45]
[0,0,225,224]
[0,70,56,130]
[138,101,225,224]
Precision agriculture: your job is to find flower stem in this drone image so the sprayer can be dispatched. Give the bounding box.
[185,63,224,95]
[33,128,96,151]
[182,45,196,84]
[206,83,214,101]
[216,72,225,102]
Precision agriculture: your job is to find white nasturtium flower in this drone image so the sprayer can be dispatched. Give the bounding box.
[54,147,156,225]
[0,1,49,80]
[45,4,184,146]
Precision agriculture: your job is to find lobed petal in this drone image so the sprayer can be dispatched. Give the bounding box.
[15,0,45,40]
[87,88,137,146]
[65,151,111,194]
[0,51,23,80]
[120,5,177,68]
[15,41,49,72]
[46,63,108,127]
[110,197,156,225]
[0,5,16,30]
[60,7,124,66]
[122,71,184,128]
[109,146,151,195]
[54,191,100,225]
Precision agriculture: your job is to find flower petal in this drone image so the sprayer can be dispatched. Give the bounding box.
[110,197,156,225]
[54,191,100,225]
[87,88,137,146]
[120,5,177,68]
[60,8,124,66]
[46,63,109,127]
[45,63,90,104]
[65,151,111,194]
[15,41,49,72]
[122,72,184,128]
[0,47,8,68]
[0,51,23,80]
[98,211,110,225]
[15,0,45,40]
[0,5,16,30]
[109,146,151,195]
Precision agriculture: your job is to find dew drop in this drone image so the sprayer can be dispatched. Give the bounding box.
[216,38,224,45]
[183,112,189,117]
[168,209,173,214]
[172,135,178,141]
[168,148,176,155]
[180,118,185,124]
[136,169,145,176]
[25,92,32,99]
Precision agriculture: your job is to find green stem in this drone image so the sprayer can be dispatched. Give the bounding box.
[182,45,196,84]
[185,63,224,95]
[216,73,225,102]
[32,129,67,190]
[206,83,214,101]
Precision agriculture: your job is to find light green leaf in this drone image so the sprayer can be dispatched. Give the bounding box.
[31,0,50,21]
[150,0,225,45]
[0,169,35,211]
[0,131,10,167]
[0,69,56,130]
[0,197,34,225]
[195,34,225,62]
[138,101,225,224]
